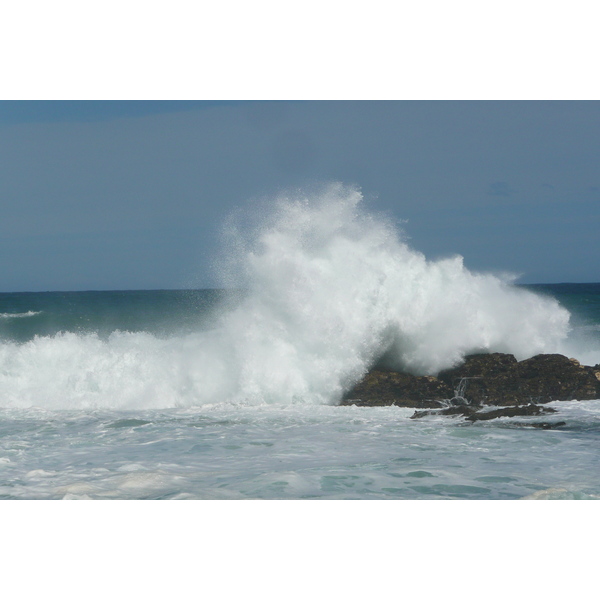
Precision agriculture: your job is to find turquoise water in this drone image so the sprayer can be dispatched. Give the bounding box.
[1,402,599,500]
[0,289,232,342]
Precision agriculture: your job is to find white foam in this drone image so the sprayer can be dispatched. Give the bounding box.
[0,183,591,410]
[0,311,42,319]
[521,488,600,500]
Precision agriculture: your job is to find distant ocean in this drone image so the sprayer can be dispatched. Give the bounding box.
[1,185,599,499]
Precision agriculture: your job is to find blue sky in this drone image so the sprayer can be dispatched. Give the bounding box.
[1,100,599,291]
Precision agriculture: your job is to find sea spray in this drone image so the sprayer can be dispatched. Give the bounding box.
[213,183,571,392]
[0,183,573,409]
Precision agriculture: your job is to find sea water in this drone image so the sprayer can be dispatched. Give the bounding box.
[1,184,599,499]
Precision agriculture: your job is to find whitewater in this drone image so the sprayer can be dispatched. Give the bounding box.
[1,183,599,499]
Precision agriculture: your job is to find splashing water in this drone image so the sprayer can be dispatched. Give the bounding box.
[0,183,573,409]
[211,183,570,402]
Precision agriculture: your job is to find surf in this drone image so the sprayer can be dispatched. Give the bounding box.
[0,311,42,319]
[0,183,586,410]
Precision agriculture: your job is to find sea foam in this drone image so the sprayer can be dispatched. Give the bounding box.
[0,183,575,409]
[0,311,42,319]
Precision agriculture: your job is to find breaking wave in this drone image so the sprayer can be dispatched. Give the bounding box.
[0,311,42,319]
[0,183,579,409]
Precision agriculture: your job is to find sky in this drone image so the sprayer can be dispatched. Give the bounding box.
[1,100,598,291]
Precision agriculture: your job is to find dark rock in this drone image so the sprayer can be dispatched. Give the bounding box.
[438,353,600,406]
[464,404,557,421]
[342,352,600,409]
[440,353,518,380]
[505,421,566,429]
[410,404,557,421]
[438,353,521,406]
[340,369,453,408]
[411,405,479,419]
[516,355,600,402]
[529,421,566,429]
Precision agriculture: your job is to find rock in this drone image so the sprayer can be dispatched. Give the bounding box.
[516,354,600,402]
[529,421,566,429]
[437,353,521,406]
[494,420,566,429]
[340,369,453,408]
[411,406,479,419]
[438,353,600,406]
[464,404,557,421]
[410,404,557,421]
[342,352,600,408]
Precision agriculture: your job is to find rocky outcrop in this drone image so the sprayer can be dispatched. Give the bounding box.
[341,353,600,410]
[410,403,559,421]
[438,353,600,406]
[411,404,565,429]
[340,370,453,408]
[409,402,568,427]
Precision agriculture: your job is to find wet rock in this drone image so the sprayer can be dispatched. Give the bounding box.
[498,420,566,429]
[527,421,566,429]
[437,353,521,406]
[411,405,479,419]
[517,354,600,402]
[464,404,557,421]
[342,352,600,409]
[437,353,600,406]
[340,369,453,408]
[410,404,557,421]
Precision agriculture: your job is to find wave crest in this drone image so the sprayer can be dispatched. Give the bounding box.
[0,184,573,409]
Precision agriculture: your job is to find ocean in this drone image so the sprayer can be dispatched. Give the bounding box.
[1,186,599,500]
